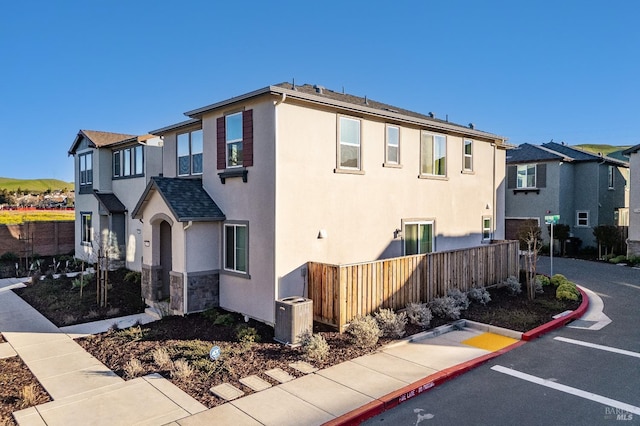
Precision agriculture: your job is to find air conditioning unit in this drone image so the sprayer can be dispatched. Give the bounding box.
[274,297,313,346]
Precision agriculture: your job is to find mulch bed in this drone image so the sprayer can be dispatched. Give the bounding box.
[0,355,50,426]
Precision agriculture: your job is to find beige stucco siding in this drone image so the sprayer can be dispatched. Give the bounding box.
[199,98,277,324]
[273,100,505,298]
[139,191,185,272]
[628,152,640,256]
[184,222,219,272]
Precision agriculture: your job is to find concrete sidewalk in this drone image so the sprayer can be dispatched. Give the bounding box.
[0,276,589,426]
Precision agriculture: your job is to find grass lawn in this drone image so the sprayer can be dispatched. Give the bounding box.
[0,210,74,225]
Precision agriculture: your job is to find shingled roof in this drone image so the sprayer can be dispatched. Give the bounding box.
[93,192,126,214]
[132,177,225,222]
[68,129,137,155]
[507,142,629,166]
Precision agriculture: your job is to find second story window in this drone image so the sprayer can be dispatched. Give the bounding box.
[226,113,243,168]
[420,132,446,176]
[385,125,400,165]
[517,164,536,188]
[463,139,473,171]
[113,146,143,178]
[608,165,615,189]
[339,116,361,170]
[177,129,203,176]
[79,152,93,186]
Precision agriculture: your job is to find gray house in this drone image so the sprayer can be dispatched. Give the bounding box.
[505,142,628,249]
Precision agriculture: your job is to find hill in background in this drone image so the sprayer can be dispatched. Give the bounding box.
[575,144,631,161]
[0,177,73,193]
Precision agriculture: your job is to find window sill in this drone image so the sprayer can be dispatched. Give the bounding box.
[383,163,402,169]
[418,174,448,181]
[220,269,251,279]
[334,168,365,175]
[218,168,248,184]
[512,188,540,195]
[113,173,145,181]
[81,242,92,246]
[461,170,475,175]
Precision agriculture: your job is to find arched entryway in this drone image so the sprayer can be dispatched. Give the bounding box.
[159,220,172,298]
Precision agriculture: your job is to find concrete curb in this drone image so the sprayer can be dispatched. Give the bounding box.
[325,287,590,425]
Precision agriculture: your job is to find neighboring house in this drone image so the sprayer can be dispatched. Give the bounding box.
[623,144,640,257]
[68,130,162,271]
[505,142,629,248]
[130,82,509,325]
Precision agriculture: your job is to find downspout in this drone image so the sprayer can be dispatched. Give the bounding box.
[492,141,498,240]
[182,220,193,313]
[273,93,286,302]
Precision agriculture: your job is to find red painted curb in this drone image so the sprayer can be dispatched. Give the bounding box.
[323,340,526,426]
[522,286,589,341]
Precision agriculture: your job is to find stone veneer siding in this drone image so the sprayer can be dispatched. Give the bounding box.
[141,264,163,301]
[186,270,220,313]
[169,271,184,314]
[628,240,640,258]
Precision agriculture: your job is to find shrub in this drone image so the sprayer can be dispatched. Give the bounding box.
[213,313,235,326]
[609,255,627,264]
[202,308,219,322]
[550,274,568,287]
[447,288,470,310]
[535,275,551,287]
[428,297,462,320]
[123,358,144,379]
[0,252,19,262]
[298,331,330,362]
[106,307,121,317]
[235,325,260,350]
[405,302,433,328]
[152,348,173,370]
[171,359,194,380]
[173,340,211,360]
[71,277,88,290]
[19,384,38,409]
[346,315,381,348]
[628,256,640,266]
[85,309,100,319]
[468,287,491,305]
[116,325,145,341]
[124,270,142,285]
[503,276,522,296]
[62,314,76,325]
[556,281,580,301]
[374,308,407,338]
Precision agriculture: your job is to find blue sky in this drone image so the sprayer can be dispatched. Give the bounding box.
[1,1,638,182]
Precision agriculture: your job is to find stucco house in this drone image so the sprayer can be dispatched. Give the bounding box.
[623,144,640,257]
[505,142,629,249]
[129,82,509,325]
[68,130,162,271]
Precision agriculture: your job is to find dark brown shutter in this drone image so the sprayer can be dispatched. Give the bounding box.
[243,109,253,167]
[536,163,546,188]
[507,165,517,188]
[216,117,226,170]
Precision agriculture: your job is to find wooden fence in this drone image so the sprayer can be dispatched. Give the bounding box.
[307,240,520,331]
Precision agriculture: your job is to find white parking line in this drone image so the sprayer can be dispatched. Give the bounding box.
[491,365,640,415]
[554,337,640,359]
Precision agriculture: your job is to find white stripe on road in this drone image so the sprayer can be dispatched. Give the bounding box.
[491,365,640,415]
[554,337,640,359]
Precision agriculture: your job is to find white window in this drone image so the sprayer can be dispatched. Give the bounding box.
[178,130,203,176]
[463,139,473,171]
[576,211,589,227]
[79,152,93,186]
[339,116,361,170]
[404,221,434,255]
[81,212,92,245]
[226,113,243,168]
[608,165,614,189]
[224,223,248,273]
[386,125,399,165]
[517,164,536,188]
[482,217,492,241]
[420,132,446,176]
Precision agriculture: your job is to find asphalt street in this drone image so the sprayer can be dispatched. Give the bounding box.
[363,257,640,425]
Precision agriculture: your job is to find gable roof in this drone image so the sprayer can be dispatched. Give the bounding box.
[507,142,629,166]
[623,144,640,155]
[93,192,126,214]
[165,82,507,145]
[132,177,225,222]
[68,129,137,155]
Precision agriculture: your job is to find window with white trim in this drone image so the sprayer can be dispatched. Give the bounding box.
[576,210,589,227]
[608,165,614,189]
[339,116,361,170]
[482,217,492,241]
[224,223,248,273]
[404,221,434,255]
[226,113,243,168]
[420,132,446,176]
[79,152,93,186]
[385,125,399,165]
[178,129,203,176]
[463,139,473,171]
[81,212,92,245]
[517,164,536,188]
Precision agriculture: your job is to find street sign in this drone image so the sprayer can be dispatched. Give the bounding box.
[545,215,560,225]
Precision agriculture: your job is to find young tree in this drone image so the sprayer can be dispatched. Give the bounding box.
[547,223,570,256]
[518,220,541,300]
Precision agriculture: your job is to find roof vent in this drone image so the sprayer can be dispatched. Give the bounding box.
[428,112,435,118]
[313,85,324,94]
[469,123,474,129]
[364,95,369,105]
[291,78,297,91]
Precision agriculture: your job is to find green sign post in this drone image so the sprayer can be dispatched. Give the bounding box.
[544,215,560,276]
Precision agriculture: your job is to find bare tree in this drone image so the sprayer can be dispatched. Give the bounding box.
[518,220,541,300]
